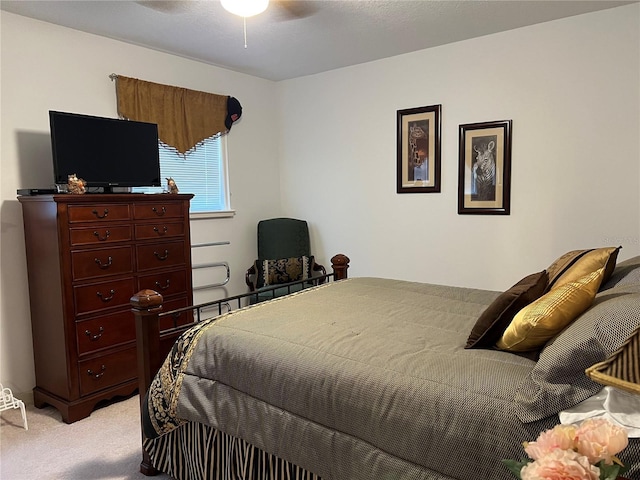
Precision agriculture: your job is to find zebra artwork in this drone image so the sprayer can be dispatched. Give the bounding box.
[472,137,497,201]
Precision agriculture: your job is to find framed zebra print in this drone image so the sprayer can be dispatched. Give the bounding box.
[458,120,512,215]
[396,104,442,194]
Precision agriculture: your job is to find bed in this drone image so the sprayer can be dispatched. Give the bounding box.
[132,251,640,480]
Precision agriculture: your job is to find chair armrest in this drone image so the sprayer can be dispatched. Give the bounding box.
[245,264,257,291]
[312,262,327,284]
[312,262,327,276]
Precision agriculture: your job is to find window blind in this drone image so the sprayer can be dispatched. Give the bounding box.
[134,135,230,213]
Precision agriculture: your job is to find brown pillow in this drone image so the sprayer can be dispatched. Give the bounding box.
[465,270,548,349]
[546,246,620,291]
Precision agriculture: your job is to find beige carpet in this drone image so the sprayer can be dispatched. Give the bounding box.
[0,393,172,480]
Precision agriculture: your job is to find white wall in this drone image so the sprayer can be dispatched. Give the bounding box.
[277,4,640,290]
[1,5,639,399]
[0,12,282,396]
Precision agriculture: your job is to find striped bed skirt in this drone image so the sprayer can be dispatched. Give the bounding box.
[144,422,320,480]
[143,418,640,480]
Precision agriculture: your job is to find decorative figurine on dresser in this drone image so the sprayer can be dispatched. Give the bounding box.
[67,174,86,194]
[166,177,179,194]
[18,193,194,422]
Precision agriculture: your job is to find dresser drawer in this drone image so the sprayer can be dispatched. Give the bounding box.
[137,241,186,271]
[69,225,133,246]
[76,310,135,356]
[71,246,134,281]
[67,204,131,223]
[78,347,137,396]
[137,269,188,297]
[135,222,185,241]
[134,202,184,220]
[74,277,136,316]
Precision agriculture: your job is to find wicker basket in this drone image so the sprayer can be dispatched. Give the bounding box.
[586,325,640,396]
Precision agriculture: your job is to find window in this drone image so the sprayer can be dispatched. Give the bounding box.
[135,135,230,213]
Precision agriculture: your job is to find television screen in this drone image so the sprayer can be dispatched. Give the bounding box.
[49,110,161,192]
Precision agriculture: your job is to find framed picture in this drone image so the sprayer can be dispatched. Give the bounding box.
[458,119,512,215]
[396,104,441,193]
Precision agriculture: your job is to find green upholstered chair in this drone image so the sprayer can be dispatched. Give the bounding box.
[245,218,326,302]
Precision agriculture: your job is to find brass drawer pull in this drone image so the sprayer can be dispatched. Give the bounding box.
[155,279,171,290]
[154,250,169,261]
[87,365,106,379]
[91,208,109,219]
[153,226,168,236]
[96,289,115,302]
[85,326,104,341]
[94,256,113,269]
[93,230,111,241]
[152,206,166,216]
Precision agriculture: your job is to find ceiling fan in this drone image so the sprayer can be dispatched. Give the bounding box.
[136,0,318,48]
[135,0,318,21]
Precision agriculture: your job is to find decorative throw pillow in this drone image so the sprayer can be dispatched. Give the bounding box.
[255,256,313,289]
[496,267,605,352]
[546,246,620,291]
[545,249,593,286]
[465,270,548,349]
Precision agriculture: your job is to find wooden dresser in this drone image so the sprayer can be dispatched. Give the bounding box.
[18,193,194,423]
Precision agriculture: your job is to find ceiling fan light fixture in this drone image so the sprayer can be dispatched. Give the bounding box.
[220,0,269,17]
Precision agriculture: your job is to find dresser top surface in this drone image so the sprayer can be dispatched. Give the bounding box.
[18,193,194,204]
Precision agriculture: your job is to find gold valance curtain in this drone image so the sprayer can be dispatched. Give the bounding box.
[115,75,229,155]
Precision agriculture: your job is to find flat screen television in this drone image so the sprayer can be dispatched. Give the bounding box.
[49,110,161,192]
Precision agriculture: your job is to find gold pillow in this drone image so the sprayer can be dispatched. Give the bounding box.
[496,268,604,352]
[546,247,620,291]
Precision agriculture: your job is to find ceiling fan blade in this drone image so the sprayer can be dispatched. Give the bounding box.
[135,1,192,14]
[272,0,319,20]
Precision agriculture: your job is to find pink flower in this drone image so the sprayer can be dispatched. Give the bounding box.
[524,424,577,460]
[574,418,629,465]
[520,449,600,480]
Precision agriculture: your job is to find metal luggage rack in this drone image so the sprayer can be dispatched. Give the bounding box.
[0,383,28,430]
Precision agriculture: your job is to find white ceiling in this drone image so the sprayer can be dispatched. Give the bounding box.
[1,0,634,81]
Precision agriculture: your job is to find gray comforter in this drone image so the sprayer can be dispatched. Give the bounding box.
[145,277,579,479]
